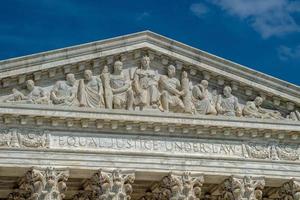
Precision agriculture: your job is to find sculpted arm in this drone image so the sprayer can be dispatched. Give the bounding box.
[159,76,182,96]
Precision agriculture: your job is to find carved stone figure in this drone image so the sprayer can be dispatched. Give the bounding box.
[278,179,300,200]
[108,61,134,110]
[288,110,300,121]
[192,80,217,115]
[152,172,204,200]
[73,169,135,200]
[4,80,49,104]
[132,56,160,110]
[159,65,185,112]
[219,176,265,200]
[50,73,79,106]
[78,70,105,108]
[101,65,113,109]
[8,167,69,200]
[216,86,242,117]
[243,96,283,120]
[181,71,194,114]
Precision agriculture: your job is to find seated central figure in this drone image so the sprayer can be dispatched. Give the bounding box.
[159,65,185,112]
[132,56,160,110]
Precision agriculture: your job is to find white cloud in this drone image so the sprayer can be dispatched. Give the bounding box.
[209,0,300,38]
[277,45,300,61]
[136,12,151,21]
[190,3,209,17]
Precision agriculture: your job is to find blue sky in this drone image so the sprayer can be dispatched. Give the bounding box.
[0,0,300,85]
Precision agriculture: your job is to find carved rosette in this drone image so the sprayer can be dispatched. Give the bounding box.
[73,169,135,200]
[147,172,204,200]
[8,167,69,200]
[219,176,265,200]
[278,179,300,200]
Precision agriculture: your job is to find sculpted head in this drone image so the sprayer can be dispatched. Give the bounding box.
[66,73,76,86]
[26,80,35,91]
[200,80,209,89]
[223,86,232,98]
[181,71,188,79]
[84,70,93,81]
[141,56,150,69]
[254,96,264,106]
[114,61,123,73]
[167,65,176,78]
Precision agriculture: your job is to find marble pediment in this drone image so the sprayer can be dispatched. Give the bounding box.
[0,31,299,124]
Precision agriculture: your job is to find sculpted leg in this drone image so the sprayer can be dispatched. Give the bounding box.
[161,91,169,112]
[127,89,134,110]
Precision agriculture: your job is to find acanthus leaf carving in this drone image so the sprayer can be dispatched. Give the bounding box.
[8,167,69,200]
[73,169,135,200]
[146,171,204,200]
[278,179,300,200]
[219,176,265,200]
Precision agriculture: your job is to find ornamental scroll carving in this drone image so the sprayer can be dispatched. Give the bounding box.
[278,179,300,200]
[0,128,49,148]
[73,169,135,200]
[219,176,265,200]
[1,56,296,121]
[141,172,204,200]
[243,142,299,161]
[8,167,69,200]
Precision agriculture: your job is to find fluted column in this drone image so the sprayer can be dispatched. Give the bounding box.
[73,169,135,200]
[8,167,69,200]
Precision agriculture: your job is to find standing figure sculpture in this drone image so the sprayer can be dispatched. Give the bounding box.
[105,61,134,110]
[132,56,160,110]
[181,71,194,114]
[192,80,217,115]
[50,73,79,106]
[216,86,242,117]
[243,96,283,120]
[159,65,185,112]
[78,70,105,108]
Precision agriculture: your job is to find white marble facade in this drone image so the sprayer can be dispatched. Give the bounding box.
[0,31,299,200]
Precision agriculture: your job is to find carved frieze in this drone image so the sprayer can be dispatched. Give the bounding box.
[73,169,135,200]
[0,128,49,148]
[219,176,265,200]
[8,167,69,200]
[0,56,295,121]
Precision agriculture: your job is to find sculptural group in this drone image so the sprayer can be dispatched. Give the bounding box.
[2,56,298,121]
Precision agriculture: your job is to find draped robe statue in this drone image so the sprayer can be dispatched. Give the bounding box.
[78,70,105,108]
[159,65,185,112]
[243,96,283,119]
[50,73,79,106]
[132,56,160,110]
[192,80,217,115]
[216,86,242,117]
